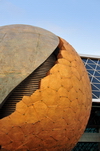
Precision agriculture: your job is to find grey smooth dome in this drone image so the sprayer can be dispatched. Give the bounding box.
[0,24,59,107]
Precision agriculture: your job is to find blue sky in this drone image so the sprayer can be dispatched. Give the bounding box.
[0,0,100,56]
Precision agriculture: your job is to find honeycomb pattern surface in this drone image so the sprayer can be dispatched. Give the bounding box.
[0,38,92,151]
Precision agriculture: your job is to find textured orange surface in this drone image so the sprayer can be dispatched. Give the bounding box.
[0,38,92,151]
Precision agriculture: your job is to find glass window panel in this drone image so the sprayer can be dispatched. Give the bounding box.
[91,84,100,90]
[87,59,94,63]
[94,84,100,89]
[81,57,100,100]
[93,59,99,63]
[73,142,99,151]
[94,71,100,76]
[92,78,100,83]
[92,91,100,98]
[95,76,100,81]
[86,64,93,70]
[87,70,94,75]
[87,64,96,69]
[92,93,98,99]
[88,59,98,64]
[85,128,98,133]
[96,65,100,71]
[97,60,100,64]
[82,58,87,62]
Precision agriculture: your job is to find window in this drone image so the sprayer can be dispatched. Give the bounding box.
[82,58,100,99]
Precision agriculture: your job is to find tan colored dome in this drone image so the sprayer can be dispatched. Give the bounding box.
[0,25,92,151]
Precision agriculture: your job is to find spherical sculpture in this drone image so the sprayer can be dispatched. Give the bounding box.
[0,25,92,151]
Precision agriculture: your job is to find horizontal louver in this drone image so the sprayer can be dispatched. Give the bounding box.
[0,52,57,118]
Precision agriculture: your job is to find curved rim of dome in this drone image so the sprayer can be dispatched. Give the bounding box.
[0,24,59,107]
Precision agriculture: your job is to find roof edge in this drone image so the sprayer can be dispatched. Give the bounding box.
[79,54,100,59]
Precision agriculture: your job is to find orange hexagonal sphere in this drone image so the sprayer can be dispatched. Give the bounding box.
[0,25,92,151]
